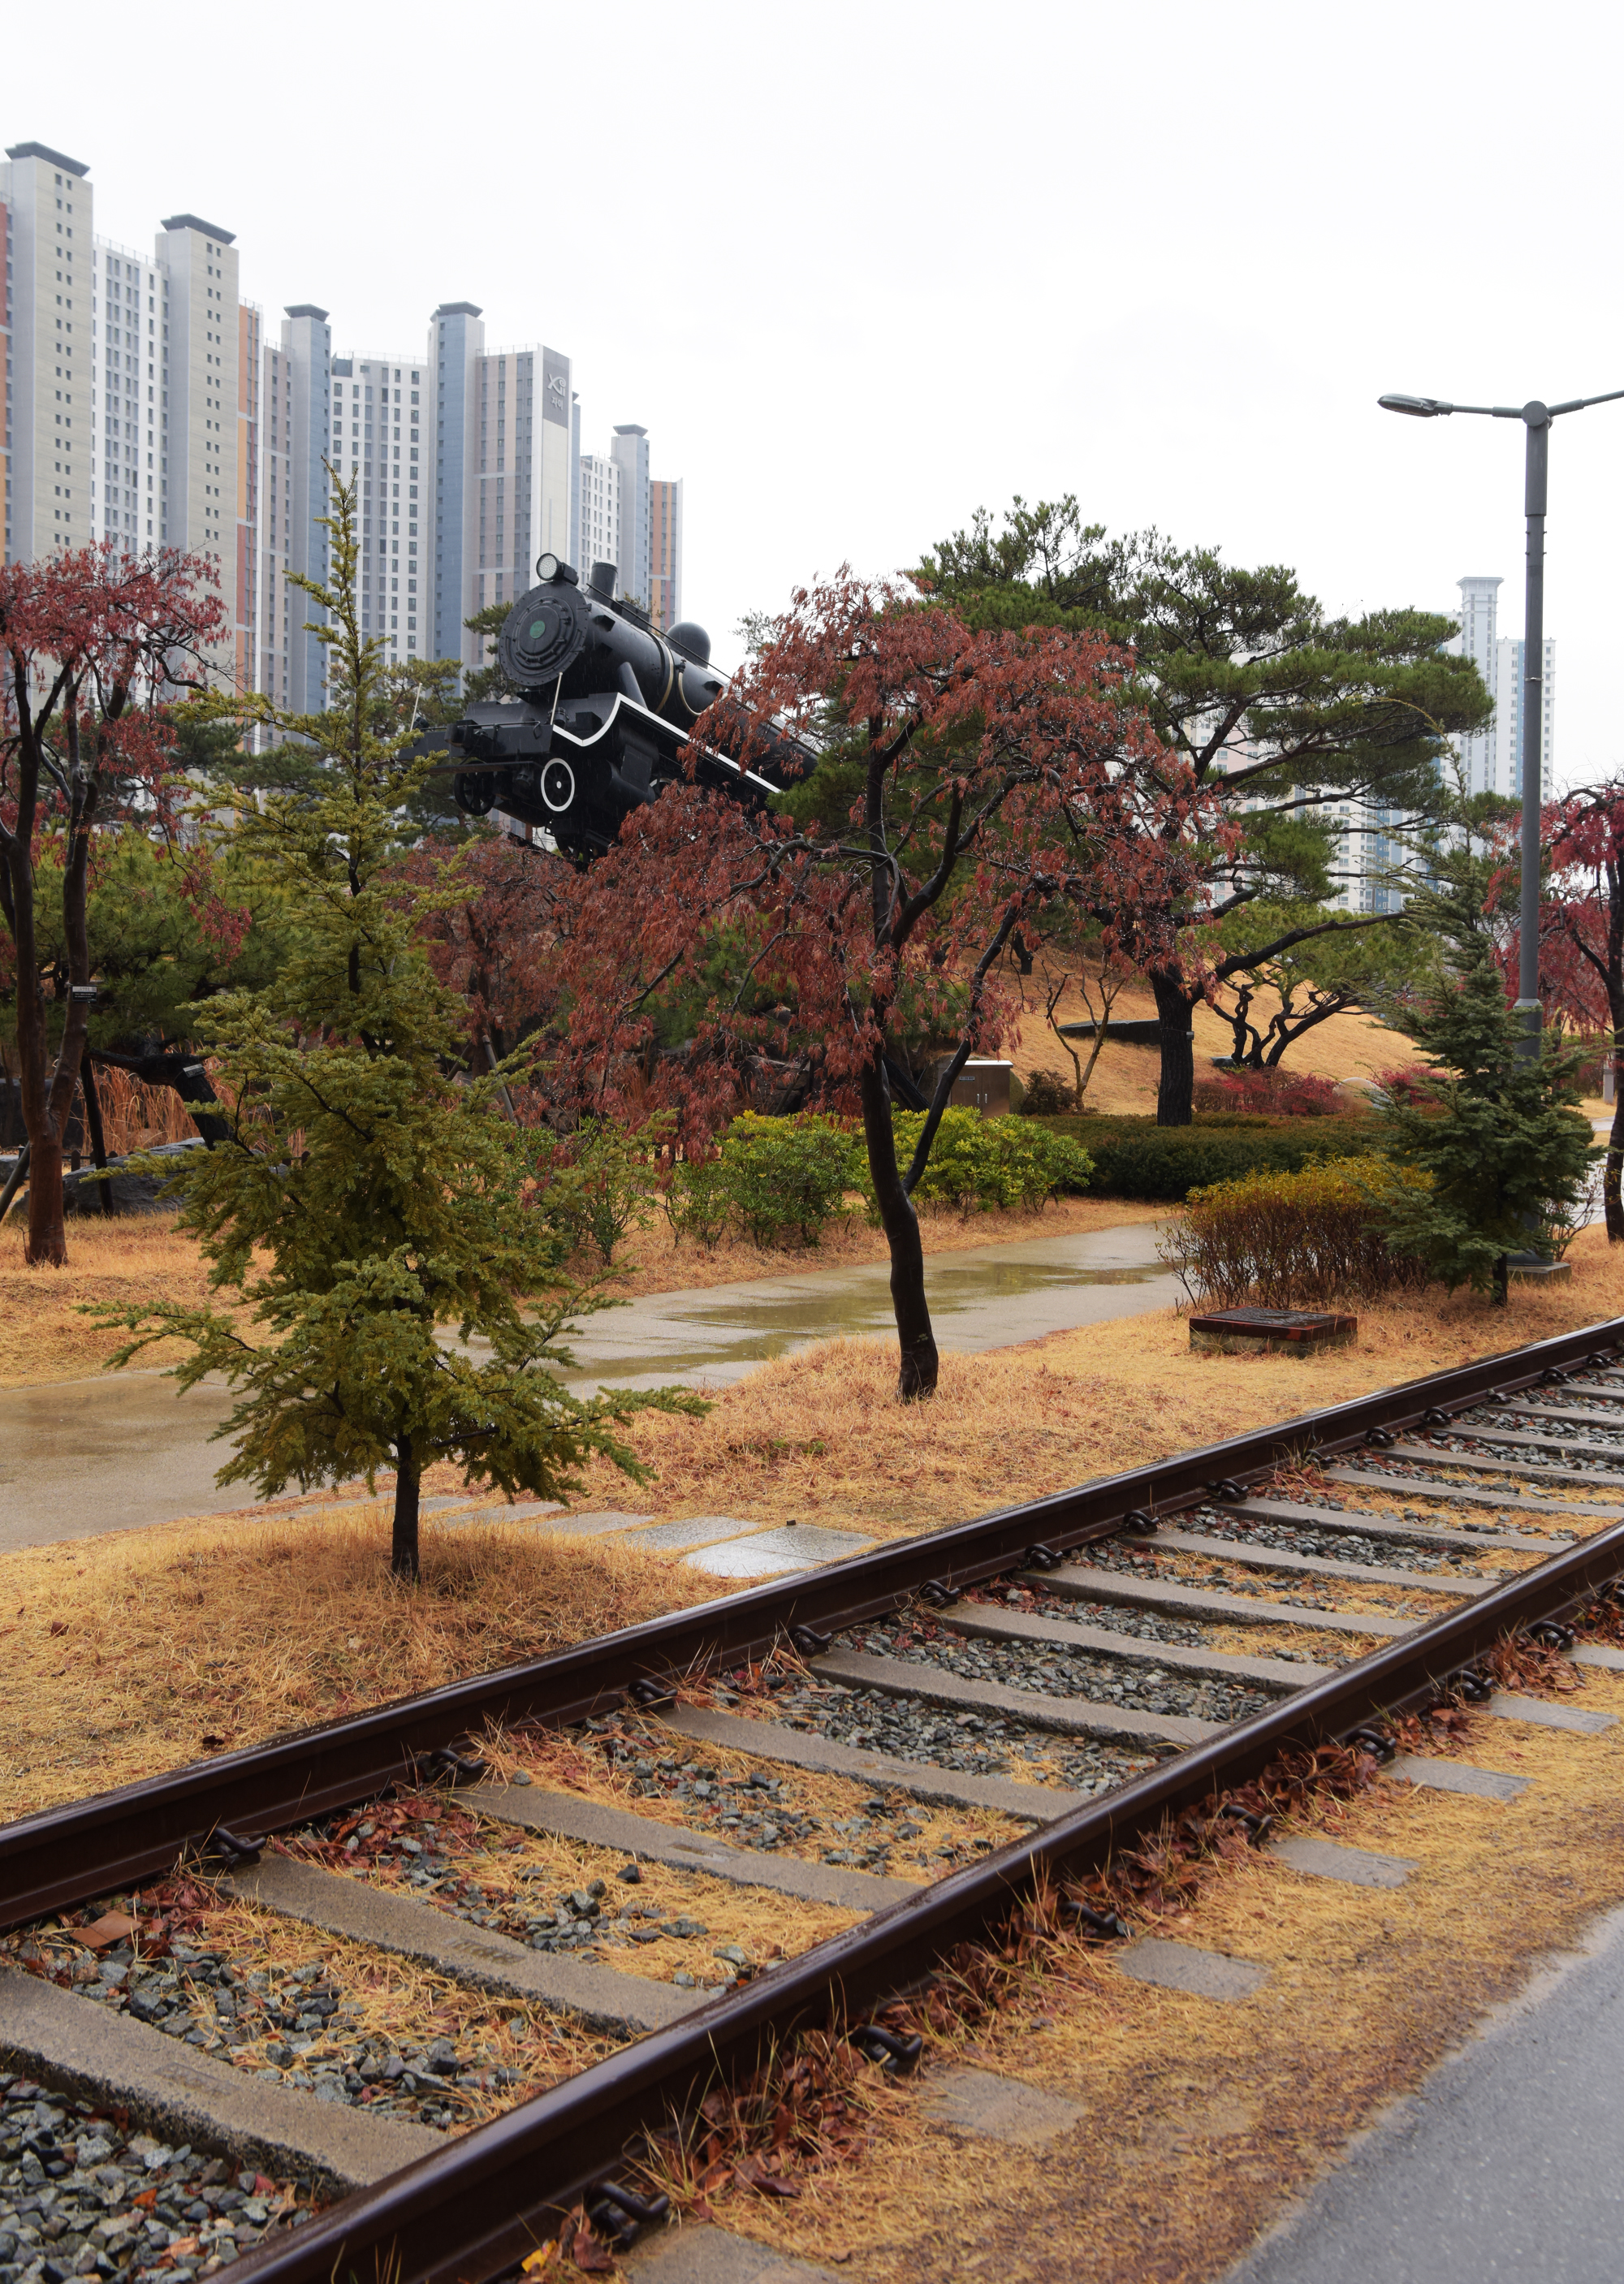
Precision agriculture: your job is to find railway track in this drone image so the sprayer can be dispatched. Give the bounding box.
[7,1315,1624,2284]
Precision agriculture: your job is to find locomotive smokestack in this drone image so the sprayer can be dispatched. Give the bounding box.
[588,561,617,601]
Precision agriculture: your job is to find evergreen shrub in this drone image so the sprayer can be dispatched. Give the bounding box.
[886,1107,1093,1214]
[1028,1114,1376,1200]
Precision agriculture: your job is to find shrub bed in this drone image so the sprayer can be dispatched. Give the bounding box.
[1158,1157,1433,1309]
[1026,1114,1377,1201]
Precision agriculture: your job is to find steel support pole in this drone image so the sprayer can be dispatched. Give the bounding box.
[1518,403,1550,1047]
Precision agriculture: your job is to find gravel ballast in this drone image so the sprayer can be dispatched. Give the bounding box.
[0,2074,314,2284]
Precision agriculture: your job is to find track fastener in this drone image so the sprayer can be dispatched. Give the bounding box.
[1364,1427,1396,1449]
[205,1826,262,1865]
[1346,1726,1397,1763]
[1059,1897,1130,1941]
[425,1744,489,1786]
[628,1677,675,1710]
[1421,1407,1453,1427]
[1025,1543,1063,1571]
[1207,1479,1247,1502]
[1122,1508,1159,1535]
[790,1624,832,1654]
[585,2183,671,2247]
[917,1582,954,1611]
[1525,1619,1576,1651]
[1218,1802,1276,1845]
[1453,1669,1494,1703]
[849,2024,924,2073]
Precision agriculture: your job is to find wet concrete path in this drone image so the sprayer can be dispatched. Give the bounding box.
[0,1219,1175,1553]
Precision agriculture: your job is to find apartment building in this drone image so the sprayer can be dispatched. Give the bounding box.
[330,349,427,663]
[650,475,683,630]
[1,142,93,559]
[1449,573,1555,803]
[260,307,330,715]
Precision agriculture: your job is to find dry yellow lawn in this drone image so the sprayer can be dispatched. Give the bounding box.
[6,1224,1623,1824]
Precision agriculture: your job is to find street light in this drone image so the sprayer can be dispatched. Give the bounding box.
[1378,383,1624,1046]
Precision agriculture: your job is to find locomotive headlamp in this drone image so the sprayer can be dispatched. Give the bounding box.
[536,552,560,581]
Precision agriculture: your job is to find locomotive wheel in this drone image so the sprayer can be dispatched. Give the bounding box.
[453,769,498,818]
[540,758,577,813]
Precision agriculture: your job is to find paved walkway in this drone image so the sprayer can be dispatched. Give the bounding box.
[1228,1903,1624,2284]
[0,1220,1176,1554]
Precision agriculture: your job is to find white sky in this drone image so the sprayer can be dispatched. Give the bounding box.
[12,0,1622,785]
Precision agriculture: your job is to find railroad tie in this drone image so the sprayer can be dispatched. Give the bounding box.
[809,1645,1220,1748]
[0,1966,440,2195]
[470,1780,920,1908]
[1325,1464,1623,1521]
[659,1702,1085,1820]
[222,1853,705,2034]
[937,1599,1332,1689]
[1034,1563,1417,1639]
[1219,1495,1563,1554]
[1121,1525,1485,1597]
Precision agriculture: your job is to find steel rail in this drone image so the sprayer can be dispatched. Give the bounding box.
[219,1445,1624,2284]
[4,1314,1619,1931]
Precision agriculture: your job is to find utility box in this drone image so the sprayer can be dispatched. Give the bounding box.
[932,1058,1013,1116]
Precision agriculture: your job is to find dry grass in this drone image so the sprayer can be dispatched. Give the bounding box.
[676,1669,1624,2282]
[0,1211,229,1386]
[0,1510,726,1824]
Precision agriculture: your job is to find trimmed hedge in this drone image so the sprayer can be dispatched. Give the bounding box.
[1026,1113,1381,1202]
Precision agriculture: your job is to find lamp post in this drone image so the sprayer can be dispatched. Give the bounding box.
[1378,386,1624,1047]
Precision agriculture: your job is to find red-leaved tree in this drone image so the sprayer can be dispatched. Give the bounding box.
[555,576,1206,1397]
[0,543,227,1263]
[1544,783,1624,1239]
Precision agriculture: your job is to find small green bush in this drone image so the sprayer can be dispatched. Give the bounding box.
[538,1118,663,1265]
[888,1107,1093,1215]
[663,1153,732,1250]
[719,1112,863,1247]
[1028,1114,1377,1201]
[1159,1156,1433,1309]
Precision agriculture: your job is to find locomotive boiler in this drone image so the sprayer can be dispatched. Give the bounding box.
[437,554,802,856]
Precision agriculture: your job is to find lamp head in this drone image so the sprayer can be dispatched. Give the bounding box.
[1379,393,1453,417]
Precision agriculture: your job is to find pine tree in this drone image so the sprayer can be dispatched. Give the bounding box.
[1376,951,1596,1306]
[98,472,698,1578]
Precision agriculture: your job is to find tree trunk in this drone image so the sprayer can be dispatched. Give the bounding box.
[80,1063,114,1217]
[859,1056,938,1398]
[25,1132,67,1267]
[1605,1082,1624,1244]
[1492,1252,1509,1308]
[1151,969,1196,1127]
[391,1430,422,1582]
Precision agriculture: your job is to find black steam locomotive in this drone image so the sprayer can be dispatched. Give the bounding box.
[439,554,802,856]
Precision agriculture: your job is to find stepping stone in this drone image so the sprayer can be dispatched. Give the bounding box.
[627,2224,839,2282]
[1388,1754,1529,1801]
[1268,1835,1415,1889]
[529,1509,654,1537]
[625,1514,763,1552]
[923,2065,1085,2145]
[439,1500,564,1528]
[661,1703,1081,1820]
[1117,1939,1269,2000]
[682,1525,873,1578]
[1487,1690,1617,1734]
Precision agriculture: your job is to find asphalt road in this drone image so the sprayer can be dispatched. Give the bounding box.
[1228,1903,1624,2284]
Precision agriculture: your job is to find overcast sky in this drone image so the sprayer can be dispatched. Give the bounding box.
[13,0,1621,784]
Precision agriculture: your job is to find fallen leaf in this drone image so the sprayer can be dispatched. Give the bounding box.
[133,2191,158,2213]
[79,1912,139,1950]
[520,2247,559,2278]
[49,1620,68,1638]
